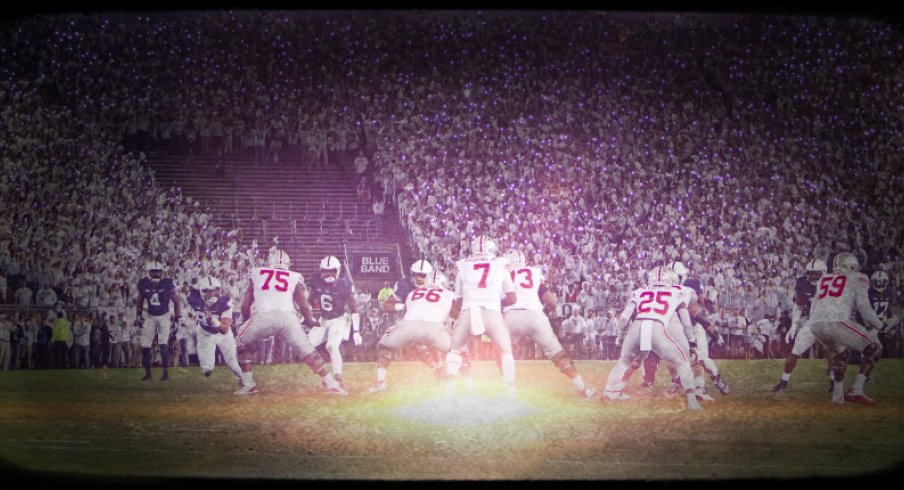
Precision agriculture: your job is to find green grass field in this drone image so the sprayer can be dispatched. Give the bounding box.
[1,359,903,482]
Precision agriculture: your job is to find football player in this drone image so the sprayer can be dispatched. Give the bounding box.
[771,258,831,392]
[381,259,451,380]
[187,276,244,389]
[307,255,360,389]
[445,235,518,398]
[234,249,346,395]
[369,269,456,393]
[136,261,183,382]
[623,261,727,400]
[601,266,702,411]
[502,249,595,399]
[809,253,885,404]
[867,270,897,358]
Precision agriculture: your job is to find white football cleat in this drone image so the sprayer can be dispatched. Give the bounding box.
[368,381,387,394]
[580,386,596,399]
[687,397,703,411]
[505,385,517,399]
[323,381,348,396]
[695,389,715,402]
[602,390,631,402]
[234,384,259,395]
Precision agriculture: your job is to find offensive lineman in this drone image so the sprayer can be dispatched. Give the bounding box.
[369,269,456,393]
[136,261,183,382]
[445,235,517,398]
[601,266,702,411]
[234,249,346,395]
[809,252,886,404]
[307,255,360,389]
[381,259,451,380]
[187,276,244,390]
[502,249,595,399]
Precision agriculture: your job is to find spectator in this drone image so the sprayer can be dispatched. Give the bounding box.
[51,310,71,369]
[35,282,58,308]
[35,315,53,369]
[0,312,11,370]
[14,283,33,315]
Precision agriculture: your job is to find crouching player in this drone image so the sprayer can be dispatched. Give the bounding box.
[369,270,456,393]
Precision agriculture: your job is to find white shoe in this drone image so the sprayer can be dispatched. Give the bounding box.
[444,380,458,399]
[580,386,596,399]
[234,384,259,395]
[687,397,703,411]
[602,390,631,401]
[695,389,715,402]
[323,381,348,396]
[368,381,387,394]
[505,385,517,399]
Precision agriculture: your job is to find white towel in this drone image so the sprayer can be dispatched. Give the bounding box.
[639,320,652,352]
[469,307,485,336]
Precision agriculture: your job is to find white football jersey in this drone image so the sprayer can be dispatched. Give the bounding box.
[809,271,882,328]
[454,257,516,311]
[627,284,687,325]
[247,267,303,313]
[403,286,454,324]
[503,265,545,312]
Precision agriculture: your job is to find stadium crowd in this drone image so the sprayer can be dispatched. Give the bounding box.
[0,11,901,370]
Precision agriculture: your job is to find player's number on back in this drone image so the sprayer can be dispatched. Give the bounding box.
[638,291,671,315]
[818,275,846,299]
[510,268,533,288]
[474,263,490,288]
[260,269,289,292]
[411,288,441,303]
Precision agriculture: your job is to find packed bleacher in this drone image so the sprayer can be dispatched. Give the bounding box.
[0,10,901,369]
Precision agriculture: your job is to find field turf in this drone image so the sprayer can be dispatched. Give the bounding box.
[1,359,902,482]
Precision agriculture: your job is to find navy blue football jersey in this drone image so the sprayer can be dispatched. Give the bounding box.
[308,275,355,320]
[137,277,177,317]
[187,288,233,334]
[869,287,893,318]
[391,278,418,303]
[794,276,817,319]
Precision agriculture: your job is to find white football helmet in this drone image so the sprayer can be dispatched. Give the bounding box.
[870,270,888,290]
[666,261,689,284]
[410,259,434,287]
[199,276,222,306]
[425,271,448,290]
[470,235,497,258]
[805,258,828,284]
[146,261,165,283]
[320,255,341,283]
[833,252,859,273]
[410,259,434,275]
[647,266,678,287]
[269,249,291,270]
[504,249,527,269]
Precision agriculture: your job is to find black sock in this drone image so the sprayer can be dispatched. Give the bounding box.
[142,348,151,371]
[160,345,170,371]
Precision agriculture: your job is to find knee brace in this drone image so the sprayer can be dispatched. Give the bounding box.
[861,343,881,370]
[550,351,576,377]
[377,347,394,367]
[302,352,327,376]
[831,350,850,381]
[237,345,253,367]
